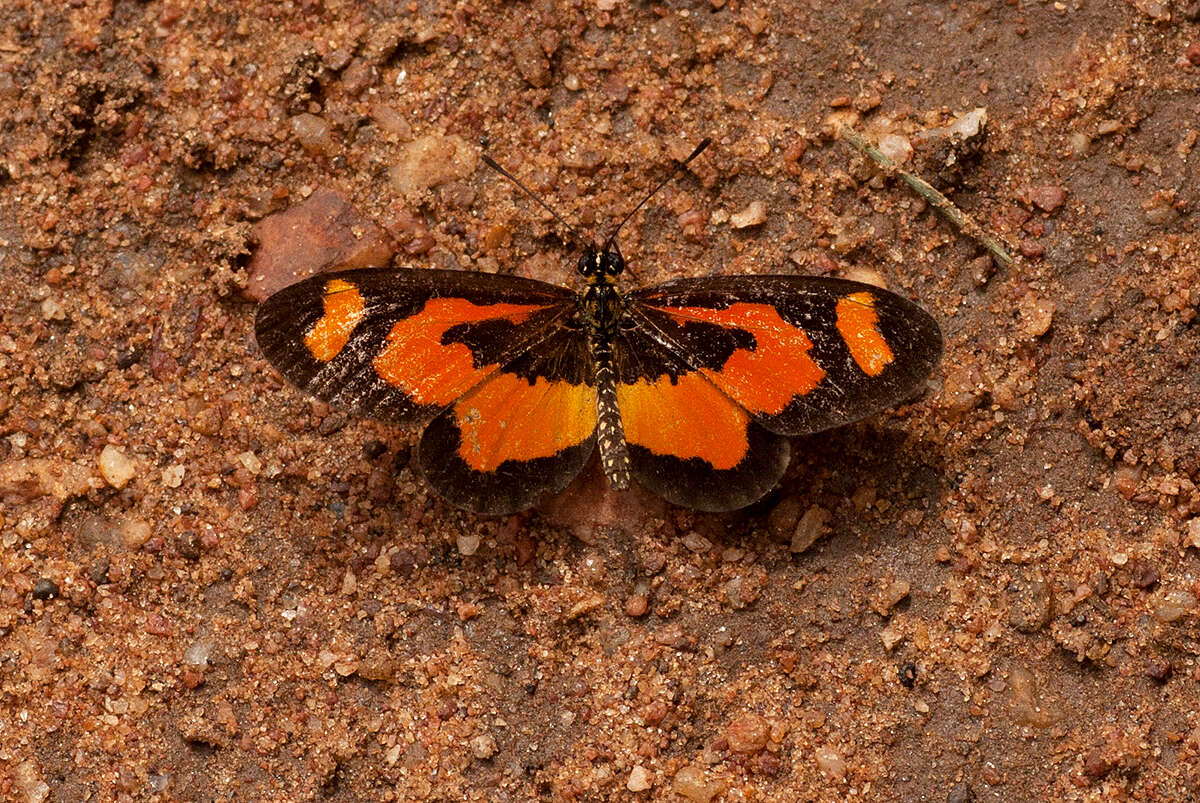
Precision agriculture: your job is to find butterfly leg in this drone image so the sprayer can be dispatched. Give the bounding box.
[592,338,631,491]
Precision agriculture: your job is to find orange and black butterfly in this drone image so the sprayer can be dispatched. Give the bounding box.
[254,141,942,515]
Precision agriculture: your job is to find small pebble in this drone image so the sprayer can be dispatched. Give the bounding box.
[1144,657,1172,681]
[469,733,497,759]
[880,623,904,651]
[626,764,653,792]
[681,531,712,552]
[183,641,213,668]
[388,134,479,199]
[842,266,887,288]
[1112,464,1142,499]
[1083,748,1114,780]
[1067,131,1092,158]
[948,107,987,139]
[290,113,333,155]
[791,505,830,553]
[730,200,767,229]
[1018,294,1055,338]
[456,533,481,556]
[145,613,175,637]
[32,578,59,600]
[1152,590,1196,623]
[814,746,846,780]
[877,133,913,165]
[245,188,396,301]
[333,655,359,677]
[14,761,49,803]
[357,648,397,681]
[119,517,153,550]
[642,699,669,727]
[511,34,551,88]
[1131,0,1170,21]
[1028,185,1067,213]
[161,464,185,488]
[673,765,723,803]
[624,593,649,617]
[1129,560,1159,589]
[726,712,769,754]
[99,445,136,489]
[767,496,802,540]
[1186,518,1200,549]
[872,579,911,616]
[1018,239,1044,259]
[40,296,67,321]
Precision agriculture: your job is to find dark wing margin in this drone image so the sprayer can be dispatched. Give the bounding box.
[626,275,943,436]
[417,322,598,515]
[254,267,576,426]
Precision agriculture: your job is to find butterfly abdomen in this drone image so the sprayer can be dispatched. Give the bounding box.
[592,335,631,491]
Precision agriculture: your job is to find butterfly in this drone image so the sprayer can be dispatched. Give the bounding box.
[254,141,942,515]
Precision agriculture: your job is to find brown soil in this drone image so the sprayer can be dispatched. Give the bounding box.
[2,1,1199,801]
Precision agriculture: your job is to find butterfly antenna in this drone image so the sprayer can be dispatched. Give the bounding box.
[481,153,587,249]
[602,138,711,251]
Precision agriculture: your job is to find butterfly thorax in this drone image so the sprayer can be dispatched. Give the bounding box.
[577,244,627,342]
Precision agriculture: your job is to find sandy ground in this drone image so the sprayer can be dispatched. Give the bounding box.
[1,0,1199,800]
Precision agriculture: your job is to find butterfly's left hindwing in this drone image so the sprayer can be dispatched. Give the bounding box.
[418,322,598,514]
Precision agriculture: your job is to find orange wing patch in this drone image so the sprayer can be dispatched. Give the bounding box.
[453,373,596,472]
[373,298,553,406]
[652,302,826,416]
[618,372,749,470]
[835,292,894,377]
[305,279,366,362]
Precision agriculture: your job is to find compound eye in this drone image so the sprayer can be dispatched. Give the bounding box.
[577,249,598,276]
[606,251,625,275]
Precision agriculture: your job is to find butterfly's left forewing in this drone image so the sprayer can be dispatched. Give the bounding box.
[254,268,576,425]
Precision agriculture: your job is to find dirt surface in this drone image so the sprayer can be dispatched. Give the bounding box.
[2,1,1199,801]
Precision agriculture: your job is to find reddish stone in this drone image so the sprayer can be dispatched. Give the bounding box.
[1028,185,1067,212]
[245,188,396,301]
[726,713,769,754]
[145,613,175,636]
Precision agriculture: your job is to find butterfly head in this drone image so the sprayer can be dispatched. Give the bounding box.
[578,243,625,284]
